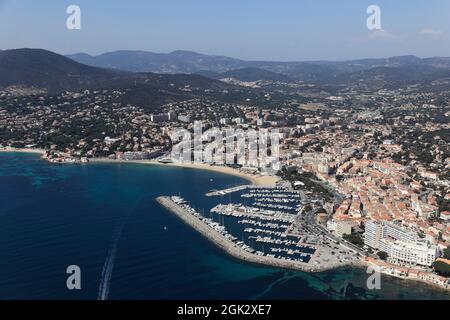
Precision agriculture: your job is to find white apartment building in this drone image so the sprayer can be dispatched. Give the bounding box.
[177,115,191,123]
[326,220,336,232]
[364,220,417,249]
[334,220,352,238]
[365,221,437,267]
[380,239,437,267]
[219,118,230,125]
[150,112,171,123]
[382,222,418,242]
[364,220,383,249]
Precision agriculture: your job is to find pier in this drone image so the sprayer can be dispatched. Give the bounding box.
[205,185,249,197]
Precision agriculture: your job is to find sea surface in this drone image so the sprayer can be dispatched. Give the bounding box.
[0,152,448,300]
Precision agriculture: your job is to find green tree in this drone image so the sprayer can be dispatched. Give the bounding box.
[433,261,450,277]
[377,251,388,261]
[343,233,364,246]
[443,247,450,260]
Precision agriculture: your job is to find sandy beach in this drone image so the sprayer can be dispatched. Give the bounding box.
[91,158,280,186]
[0,147,46,154]
[152,161,279,186]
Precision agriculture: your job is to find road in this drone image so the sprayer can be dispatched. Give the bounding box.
[297,206,367,256]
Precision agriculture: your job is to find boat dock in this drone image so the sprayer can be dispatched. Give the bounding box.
[211,203,296,223]
[205,185,249,197]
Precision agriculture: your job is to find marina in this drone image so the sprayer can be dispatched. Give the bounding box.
[157,195,363,272]
[156,196,322,271]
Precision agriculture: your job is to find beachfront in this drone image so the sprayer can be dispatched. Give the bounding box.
[90,157,280,186]
[0,147,279,186]
[0,147,45,154]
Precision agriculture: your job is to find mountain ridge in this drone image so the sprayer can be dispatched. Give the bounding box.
[4,48,450,96]
[67,50,450,84]
[0,49,251,111]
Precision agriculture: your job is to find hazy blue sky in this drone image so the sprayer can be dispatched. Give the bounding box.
[0,0,449,61]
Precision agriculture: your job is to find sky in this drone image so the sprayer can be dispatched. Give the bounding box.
[0,0,449,61]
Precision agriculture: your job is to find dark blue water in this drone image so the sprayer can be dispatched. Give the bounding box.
[0,152,448,300]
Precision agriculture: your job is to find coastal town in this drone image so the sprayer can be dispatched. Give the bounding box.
[1,67,449,291]
[6,0,450,306]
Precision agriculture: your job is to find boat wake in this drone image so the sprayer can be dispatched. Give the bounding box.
[97,219,126,300]
[97,199,142,300]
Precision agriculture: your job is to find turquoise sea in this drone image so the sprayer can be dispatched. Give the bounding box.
[0,152,448,300]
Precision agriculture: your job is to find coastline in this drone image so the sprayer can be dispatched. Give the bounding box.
[0,147,46,155]
[364,259,450,293]
[0,148,279,186]
[89,157,280,186]
[2,149,448,291]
